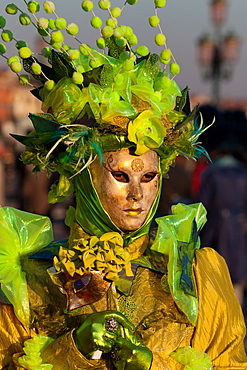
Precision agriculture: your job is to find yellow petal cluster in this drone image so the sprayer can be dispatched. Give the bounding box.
[54,232,133,282]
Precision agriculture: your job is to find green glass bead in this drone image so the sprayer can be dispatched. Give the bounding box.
[111,7,121,18]
[101,26,113,38]
[96,37,106,49]
[15,40,28,50]
[51,30,64,43]
[19,74,30,85]
[66,23,79,35]
[44,79,55,90]
[1,30,13,42]
[169,62,180,75]
[98,0,111,10]
[19,46,32,58]
[19,13,31,26]
[72,71,84,85]
[0,43,7,54]
[55,18,67,30]
[7,56,20,66]
[136,45,149,56]
[0,16,7,28]
[31,62,42,75]
[27,1,40,14]
[43,1,55,14]
[5,4,18,15]
[81,1,94,12]
[90,16,103,29]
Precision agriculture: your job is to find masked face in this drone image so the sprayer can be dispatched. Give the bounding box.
[90,148,160,232]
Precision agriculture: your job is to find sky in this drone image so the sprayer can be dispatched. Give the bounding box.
[0,0,246,102]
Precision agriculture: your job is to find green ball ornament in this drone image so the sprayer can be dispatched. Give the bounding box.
[115,37,127,47]
[79,43,91,55]
[113,27,123,38]
[51,30,64,43]
[127,0,138,4]
[66,23,79,36]
[38,27,49,36]
[98,0,111,10]
[169,63,180,75]
[62,44,71,52]
[50,40,63,50]
[15,41,28,50]
[89,58,101,69]
[148,16,160,28]
[44,79,55,91]
[10,61,22,73]
[125,26,133,38]
[0,43,7,54]
[5,4,18,15]
[154,76,171,91]
[7,56,20,66]
[136,45,149,56]
[119,25,127,34]
[160,48,171,63]
[72,71,84,85]
[48,19,56,30]
[41,46,52,58]
[154,0,166,8]
[119,51,130,62]
[67,49,80,61]
[19,74,30,85]
[90,16,102,29]
[155,33,166,46]
[161,76,171,88]
[19,46,32,59]
[111,7,121,18]
[0,17,7,28]
[43,1,55,13]
[55,18,67,30]
[27,1,40,14]
[1,30,13,42]
[96,37,106,49]
[19,13,31,26]
[106,17,117,28]
[81,1,94,12]
[123,60,134,71]
[128,34,138,45]
[129,52,136,62]
[101,26,113,38]
[38,17,49,29]
[31,62,42,75]
[77,65,85,73]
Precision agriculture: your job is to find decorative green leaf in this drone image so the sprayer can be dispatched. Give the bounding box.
[175,86,189,112]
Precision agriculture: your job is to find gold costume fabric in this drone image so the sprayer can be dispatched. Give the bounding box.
[0,246,246,369]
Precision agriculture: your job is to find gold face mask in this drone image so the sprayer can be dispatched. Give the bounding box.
[90,148,160,232]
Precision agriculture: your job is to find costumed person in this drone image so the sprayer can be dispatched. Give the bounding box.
[0,1,246,369]
[197,110,247,307]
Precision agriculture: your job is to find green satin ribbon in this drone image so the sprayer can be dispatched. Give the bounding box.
[75,166,162,247]
[151,202,207,326]
[0,206,53,327]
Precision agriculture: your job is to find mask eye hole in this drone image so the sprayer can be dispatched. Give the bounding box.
[141,172,157,183]
[111,171,129,183]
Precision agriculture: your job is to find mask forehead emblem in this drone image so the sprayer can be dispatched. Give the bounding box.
[131,158,145,172]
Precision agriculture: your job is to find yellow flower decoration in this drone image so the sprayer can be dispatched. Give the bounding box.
[128,110,167,155]
[54,232,133,282]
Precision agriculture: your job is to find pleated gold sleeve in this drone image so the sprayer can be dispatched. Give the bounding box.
[192,247,247,368]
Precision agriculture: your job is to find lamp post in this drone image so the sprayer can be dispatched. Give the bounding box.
[197,0,240,105]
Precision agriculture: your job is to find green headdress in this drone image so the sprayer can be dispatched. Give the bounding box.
[0,0,208,204]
